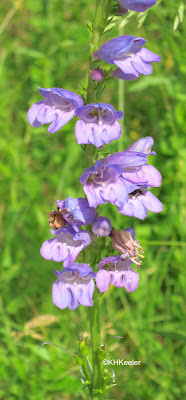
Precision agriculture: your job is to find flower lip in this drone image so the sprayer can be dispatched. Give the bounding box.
[96,256,139,293]
[40,226,92,267]
[76,103,123,125]
[52,264,96,310]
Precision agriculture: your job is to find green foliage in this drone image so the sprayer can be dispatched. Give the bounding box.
[0,0,185,399]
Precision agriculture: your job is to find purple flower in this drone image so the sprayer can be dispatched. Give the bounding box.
[92,216,112,237]
[94,36,161,81]
[117,185,163,219]
[80,137,162,217]
[27,87,84,133]
[80,160,129,208]
[56,196,97,232]
[52,264,96,310]
[40,226,92,268]
[118,0,158,12]
[75,103,123,148]
[96,256,139,293]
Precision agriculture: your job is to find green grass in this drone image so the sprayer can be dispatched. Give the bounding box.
[0,0,186,399]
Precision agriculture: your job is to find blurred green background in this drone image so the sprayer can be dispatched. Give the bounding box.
[0,0,186,399]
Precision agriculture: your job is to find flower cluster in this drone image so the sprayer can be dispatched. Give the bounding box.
[28,0,163,311]
[38,136,162,310]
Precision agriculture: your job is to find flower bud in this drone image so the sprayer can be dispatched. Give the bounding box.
[78,338,89,356]
[92,216,112,237]
[91,68,105,82]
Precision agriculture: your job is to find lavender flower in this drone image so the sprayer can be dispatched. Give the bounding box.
[56,196,97,232]
[40,226,92,268]
[80,160,129,208]
[80,137,162,218]
[27,87,84,133]
[96,256,139,293]
[75,103,123,148]
[93,36,161,81]
[118,0,158,12]
[52,264,96,310]
[92,216,112,237]
[117,185,163,219]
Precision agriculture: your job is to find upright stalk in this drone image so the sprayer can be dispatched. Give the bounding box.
[89,293,103,400]
[84,2,108,398]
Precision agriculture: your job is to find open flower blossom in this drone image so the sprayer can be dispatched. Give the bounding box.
[55,196,97,232]
[75,103,123,148]
[40,225,92,268]
[92,216,112,237]
[110,227,144,267]
[118,0,158,12]
[96,256,139,293]
[52,264,96,310]
[27,87,84,133]
[80,160,129,208]
[93,36,161,81]
[117,185,163,219]
[80,136,163,218]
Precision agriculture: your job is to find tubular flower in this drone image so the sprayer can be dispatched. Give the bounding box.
[117,185,163,219]
[75,103,123,148]
[118,0,158,12]
[27,87,84,133]
[93,36,161,81]
[55,196,97,232]
[40,226,92,268]
[96,256,139,293]
[80,161,129,209]
[52,264,96,310]
[110,228,144,268]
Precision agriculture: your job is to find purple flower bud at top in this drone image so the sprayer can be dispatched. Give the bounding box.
[118,0,158,13]
[27,87,84,133]
[75,103,123,148]
[40,226,92,268]
[96,256,139,293]
[91,69,105,82]
[95,35,161,81]
[92,216,112,237]
[110,227,144,268]
[52,263,96,310]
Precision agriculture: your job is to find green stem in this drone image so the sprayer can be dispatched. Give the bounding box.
[87,0,108,103]
[118,20,125,150]
[82,355,92,384]
[84,3,108,398]
[89,294,103,400]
